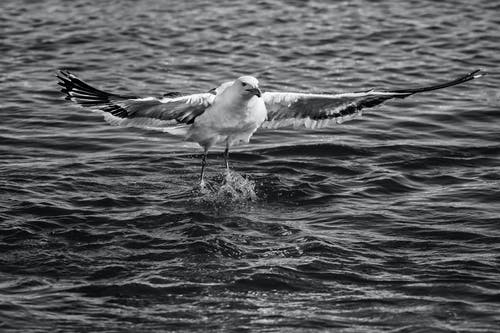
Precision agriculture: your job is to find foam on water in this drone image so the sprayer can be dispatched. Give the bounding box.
[194,170,257,207]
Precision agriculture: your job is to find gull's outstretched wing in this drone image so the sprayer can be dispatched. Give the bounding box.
[57,71,215,132]
[261,70,484,129]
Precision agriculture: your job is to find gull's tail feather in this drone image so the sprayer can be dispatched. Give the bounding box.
[390,69,486,97]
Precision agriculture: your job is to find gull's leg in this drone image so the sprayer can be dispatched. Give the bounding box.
[200,147,208,185]
[224,139,230,174]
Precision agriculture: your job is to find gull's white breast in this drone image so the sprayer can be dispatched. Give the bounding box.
[187,95,267,148]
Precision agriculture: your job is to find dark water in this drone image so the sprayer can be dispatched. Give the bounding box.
[1,0,500,331]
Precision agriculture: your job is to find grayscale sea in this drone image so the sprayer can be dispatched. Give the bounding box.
[1,0,499,331]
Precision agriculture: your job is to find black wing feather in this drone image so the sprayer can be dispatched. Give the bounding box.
[263,70,485,127]
[57,71,214,126]
[57,70,137,118]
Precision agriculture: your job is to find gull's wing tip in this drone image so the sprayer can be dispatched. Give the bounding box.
[56,70,76,87]
[56,70,71,83]
[471,69,486,79]
[56,70,80,81]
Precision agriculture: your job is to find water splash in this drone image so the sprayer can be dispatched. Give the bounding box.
[194,171,257,206]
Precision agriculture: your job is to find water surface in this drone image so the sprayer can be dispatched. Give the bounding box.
[1,0,500,332]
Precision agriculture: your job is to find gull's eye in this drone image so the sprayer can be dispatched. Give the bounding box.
[241,82,247,87]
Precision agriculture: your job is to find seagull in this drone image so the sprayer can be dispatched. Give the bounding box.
[57,69,484,184]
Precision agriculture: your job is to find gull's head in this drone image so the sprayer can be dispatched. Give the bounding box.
[234,76,261,98]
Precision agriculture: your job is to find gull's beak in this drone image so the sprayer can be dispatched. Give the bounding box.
[246,87,262,97]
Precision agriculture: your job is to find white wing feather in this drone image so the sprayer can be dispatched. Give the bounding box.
[261,70,484,129]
